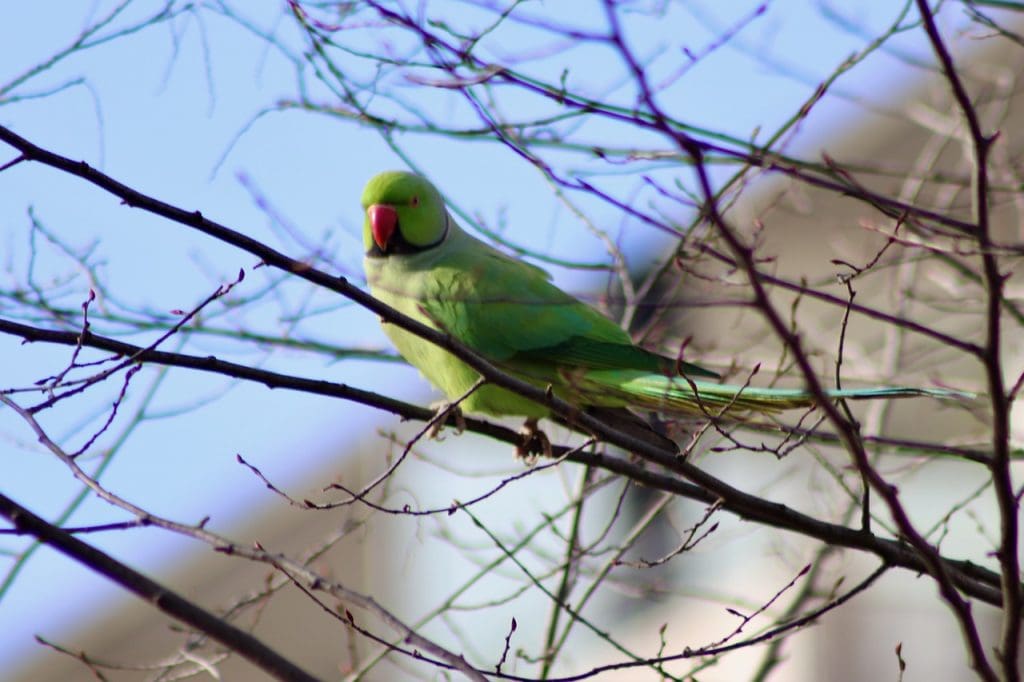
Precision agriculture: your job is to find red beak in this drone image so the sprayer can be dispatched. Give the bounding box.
[367,204,398,251]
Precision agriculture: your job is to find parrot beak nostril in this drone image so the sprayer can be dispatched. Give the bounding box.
[368,204,398,250]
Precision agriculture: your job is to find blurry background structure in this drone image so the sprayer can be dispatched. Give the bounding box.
[2,2,1022,681]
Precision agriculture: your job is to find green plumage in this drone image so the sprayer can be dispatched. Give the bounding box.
[361,171,967,422]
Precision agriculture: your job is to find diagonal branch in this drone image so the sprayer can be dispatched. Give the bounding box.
[915,3,1019,678]
[0,316,1011,608]
[599,2,1004,677]
[0,490,322,682]
[1,394,489,682]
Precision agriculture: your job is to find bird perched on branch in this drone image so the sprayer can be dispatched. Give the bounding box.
[361,170,966,453]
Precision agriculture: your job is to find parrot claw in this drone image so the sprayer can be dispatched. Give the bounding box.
[428,401,466,440]
[516,417,552,462]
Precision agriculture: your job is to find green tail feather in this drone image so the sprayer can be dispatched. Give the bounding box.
[583,371,974,415]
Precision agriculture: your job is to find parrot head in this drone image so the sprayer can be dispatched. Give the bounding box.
[362,171,447,256]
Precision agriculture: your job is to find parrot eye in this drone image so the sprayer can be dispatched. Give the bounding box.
[410,196,420,207]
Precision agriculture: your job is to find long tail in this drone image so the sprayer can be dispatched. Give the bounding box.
[584,370,973,415]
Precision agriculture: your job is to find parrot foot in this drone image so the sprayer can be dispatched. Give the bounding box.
[428,401,466,440]
[516,417,552,462]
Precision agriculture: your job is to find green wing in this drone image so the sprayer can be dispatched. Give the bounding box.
[418,240,718,384]
[418,237,970,415]
[514,338,717,379]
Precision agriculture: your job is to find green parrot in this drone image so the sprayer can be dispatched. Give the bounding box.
[361,171,965,448]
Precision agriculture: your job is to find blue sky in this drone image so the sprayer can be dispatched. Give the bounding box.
[0,0,975,673]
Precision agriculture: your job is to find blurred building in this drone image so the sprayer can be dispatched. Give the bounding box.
[12,25,1023,682]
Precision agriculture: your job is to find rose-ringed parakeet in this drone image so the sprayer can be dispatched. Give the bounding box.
[361,171,964,451]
